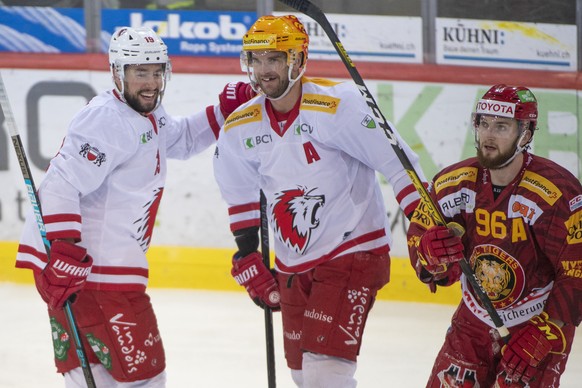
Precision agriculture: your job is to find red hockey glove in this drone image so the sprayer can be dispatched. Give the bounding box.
[231,251,280,310]
[417,225,464,274]
[35,241,93,310]
[219,81,256,119]
[498,312,566,385]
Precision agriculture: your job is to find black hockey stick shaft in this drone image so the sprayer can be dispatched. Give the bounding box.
[278,0,510,341]
[260,190,277,387]
[0,73,98,387]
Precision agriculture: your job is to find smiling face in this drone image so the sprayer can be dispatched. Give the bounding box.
[475,115,529,169]
[249,51,294,99]
[115,63,165,114]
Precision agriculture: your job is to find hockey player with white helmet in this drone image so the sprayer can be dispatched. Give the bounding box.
[16,26,253,387]
[213,15,426,387]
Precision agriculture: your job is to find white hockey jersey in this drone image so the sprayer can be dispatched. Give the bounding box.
[16,89,223,291]
[213,77,425,274]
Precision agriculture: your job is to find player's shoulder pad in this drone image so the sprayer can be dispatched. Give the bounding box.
[433,162,479,195]
[300,78,345,115]
[223,103,262,133]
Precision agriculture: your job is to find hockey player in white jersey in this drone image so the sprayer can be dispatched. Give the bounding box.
[213,15,427,387]
[16,27,253,387]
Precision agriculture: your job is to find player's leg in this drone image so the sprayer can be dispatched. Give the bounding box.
[427,304,497,387]
[65,365,167,387]
[51,289,166,385]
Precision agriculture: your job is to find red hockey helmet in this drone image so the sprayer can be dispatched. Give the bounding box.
[473,84,538,133]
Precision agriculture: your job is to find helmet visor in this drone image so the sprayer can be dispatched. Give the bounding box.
[473,114,520,139]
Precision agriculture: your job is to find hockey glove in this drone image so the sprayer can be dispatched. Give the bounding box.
[35,240,93,310]
[218,81,256,119]
[231,251,280,310]
[498,312,566,385]
[417,225,464,274]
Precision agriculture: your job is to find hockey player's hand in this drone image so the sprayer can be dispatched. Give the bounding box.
[497,312,566,385]
[219,81,256,119]
[35,240,93,309]
[231,251,280,310]
[417,225,464,274]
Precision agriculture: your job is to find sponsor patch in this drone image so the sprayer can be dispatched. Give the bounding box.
[561,260,582,278]
[508,194,543,225]
[475,99,516,118]
[79,143,106,166]
[439,188,476,217]
[569,194,582,212]
[516,89,537,103]
[518,171,561,205]
[301,93,340,114]
[224,105,262,132]
[242,33,276,50]
[434,167,478,194]
[565,210,582,244]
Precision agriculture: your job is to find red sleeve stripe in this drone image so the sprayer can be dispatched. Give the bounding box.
[395,183,422,204]
[206,105,221,139]
[228,202,260,216]
[230,218,260,232]
[43,213,81,223]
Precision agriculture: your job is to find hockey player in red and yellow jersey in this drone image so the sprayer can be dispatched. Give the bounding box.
[213,15,426,387]
[407,84,582,387]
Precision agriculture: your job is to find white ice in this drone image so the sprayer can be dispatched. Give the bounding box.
[1,283,580,387]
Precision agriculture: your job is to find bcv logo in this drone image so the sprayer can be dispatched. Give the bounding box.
[129,13,247,40]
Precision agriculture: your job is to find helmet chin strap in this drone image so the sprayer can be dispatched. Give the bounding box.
[267,65,306,102]
[112,65,166,114]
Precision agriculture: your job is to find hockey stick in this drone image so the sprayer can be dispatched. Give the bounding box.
[277,0,511,340]
[259,190,277,387]
[0,72,98,387]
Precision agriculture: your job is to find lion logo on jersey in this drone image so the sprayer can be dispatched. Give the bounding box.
[271,186,325,254]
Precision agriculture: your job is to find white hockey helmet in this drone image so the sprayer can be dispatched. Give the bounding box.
[108,27,171,109]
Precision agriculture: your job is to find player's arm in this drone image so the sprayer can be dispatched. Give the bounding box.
[406,184,464,290]
[213,129,279,310]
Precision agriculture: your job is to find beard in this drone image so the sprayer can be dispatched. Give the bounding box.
[124,89,159,114]
[476,137,520,169]
[257,75,289,99]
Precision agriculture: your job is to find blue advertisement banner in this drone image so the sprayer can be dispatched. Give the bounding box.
[0,7,85,53]
[0,6,256,57]
[101,9,256,57]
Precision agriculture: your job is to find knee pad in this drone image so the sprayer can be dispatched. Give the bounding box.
[302,352,357,388]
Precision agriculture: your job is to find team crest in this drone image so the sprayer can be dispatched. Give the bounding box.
[271,186,325,254]
[470,244,525,309]
[79,143,106,166]
[437,363,480,387]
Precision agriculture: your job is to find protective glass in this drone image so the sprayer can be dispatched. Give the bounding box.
[241,51,289,73]
[123,64,167,84]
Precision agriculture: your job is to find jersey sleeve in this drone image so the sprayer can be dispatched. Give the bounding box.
[38,105,138,241]
[212,129,261,233]
[165,104,224,159]
[544,191,582,326]
[315,82,426,217]
[406,174,462,290]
